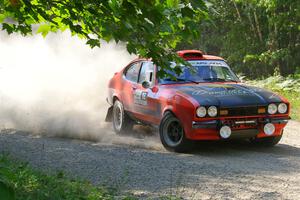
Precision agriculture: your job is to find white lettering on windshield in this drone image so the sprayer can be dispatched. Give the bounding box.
[188,60,228,67]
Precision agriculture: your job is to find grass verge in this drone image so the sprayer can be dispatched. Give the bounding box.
[0,154,135,200]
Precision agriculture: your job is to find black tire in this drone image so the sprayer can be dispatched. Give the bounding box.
[249,133,283,147]
[159,112,191,153]
[112,100,134,134]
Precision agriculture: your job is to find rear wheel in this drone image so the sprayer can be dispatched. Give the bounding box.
[249,132,283,147]
[159,112,191,152]
[112,100,133,134]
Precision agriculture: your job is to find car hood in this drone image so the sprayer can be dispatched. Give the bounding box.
[174,83,283,107]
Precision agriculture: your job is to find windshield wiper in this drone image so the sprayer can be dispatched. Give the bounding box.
[203,78,225,82]
[164,78,199,84]
[203,78,238,82]
[228,80,239,83]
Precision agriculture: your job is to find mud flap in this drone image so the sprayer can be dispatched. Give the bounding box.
[105,106,113,122]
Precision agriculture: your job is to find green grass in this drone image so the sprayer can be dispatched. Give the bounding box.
[0,154,136,200]
[245,75,300,121]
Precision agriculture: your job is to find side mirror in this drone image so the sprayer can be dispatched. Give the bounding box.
[142,81,150,89]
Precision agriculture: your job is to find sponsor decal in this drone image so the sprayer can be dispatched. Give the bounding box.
[134,90,148,105]
[190,87,261,97]
[191,89,252,97]
[189,60,228,67]
[184,85,279,99]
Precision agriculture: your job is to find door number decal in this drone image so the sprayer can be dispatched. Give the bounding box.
[134,90,148,105]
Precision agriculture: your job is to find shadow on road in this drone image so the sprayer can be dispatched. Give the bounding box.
[190,140,300,156]
[119,125,300,158]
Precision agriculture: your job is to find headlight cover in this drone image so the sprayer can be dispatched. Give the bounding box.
[196,106,206,117]
[278,103,287,114]
[268,103,277,114]
[208,106,218,117]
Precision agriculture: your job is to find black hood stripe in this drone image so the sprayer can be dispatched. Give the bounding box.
[231,84,268,104]
[174,84,282,107]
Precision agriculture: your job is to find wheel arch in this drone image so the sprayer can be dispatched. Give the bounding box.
[113,95,119,103]
[162,109,177,118]
[162,106,176,117]
[160,109,184,130]
[105,95,120,122]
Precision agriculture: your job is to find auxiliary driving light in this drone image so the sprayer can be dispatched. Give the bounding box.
[264,123,275,136]
[220,126,231,139]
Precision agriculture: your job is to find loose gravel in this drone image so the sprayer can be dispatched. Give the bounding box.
[1,121,300,199]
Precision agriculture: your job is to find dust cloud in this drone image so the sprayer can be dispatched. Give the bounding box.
[0,31,162,150]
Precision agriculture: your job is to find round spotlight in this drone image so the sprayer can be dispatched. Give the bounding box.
[220,126,231,139]
[264,123,275,136]
[268,103,277,114]
[196,106,206,117]
[278,103,287,114]
[208,106,218,117]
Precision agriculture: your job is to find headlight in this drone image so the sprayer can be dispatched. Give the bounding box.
[208,106,218,117]
[196,106,206,117]
[268,103,277,114]
[278,103,287,114]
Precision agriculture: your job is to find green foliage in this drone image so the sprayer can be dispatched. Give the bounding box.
[0,155,15,200]
[179,0,300,78]
[0,0,208,77]
[0,182,15,200]
[0,155,135,200]
[36,23,50,37]
[245,75,300,120]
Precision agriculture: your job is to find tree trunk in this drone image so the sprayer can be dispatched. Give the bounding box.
[232,0,242,21]
[246,8,257,39]
[253,9,263,42]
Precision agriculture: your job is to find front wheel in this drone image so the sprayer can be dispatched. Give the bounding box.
[249,133,283,147]
[159,112,191,153]
[112,100,133,134]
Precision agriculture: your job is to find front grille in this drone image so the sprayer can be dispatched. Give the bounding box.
[221,106,265,117]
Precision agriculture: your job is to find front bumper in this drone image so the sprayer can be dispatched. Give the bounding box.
[189,117,290,140]
[192,117,290,129]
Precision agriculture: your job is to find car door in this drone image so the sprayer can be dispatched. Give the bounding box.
[121,61,142,112]
[132,61,160,124]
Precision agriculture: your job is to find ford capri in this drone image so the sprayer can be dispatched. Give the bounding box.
[105,50,290,152]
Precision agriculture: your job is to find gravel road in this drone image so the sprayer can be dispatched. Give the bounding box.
[1,121,300,199]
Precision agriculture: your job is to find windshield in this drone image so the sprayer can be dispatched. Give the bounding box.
[159,60,240,84]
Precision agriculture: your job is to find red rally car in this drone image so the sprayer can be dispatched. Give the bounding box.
[105,50,290,152]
